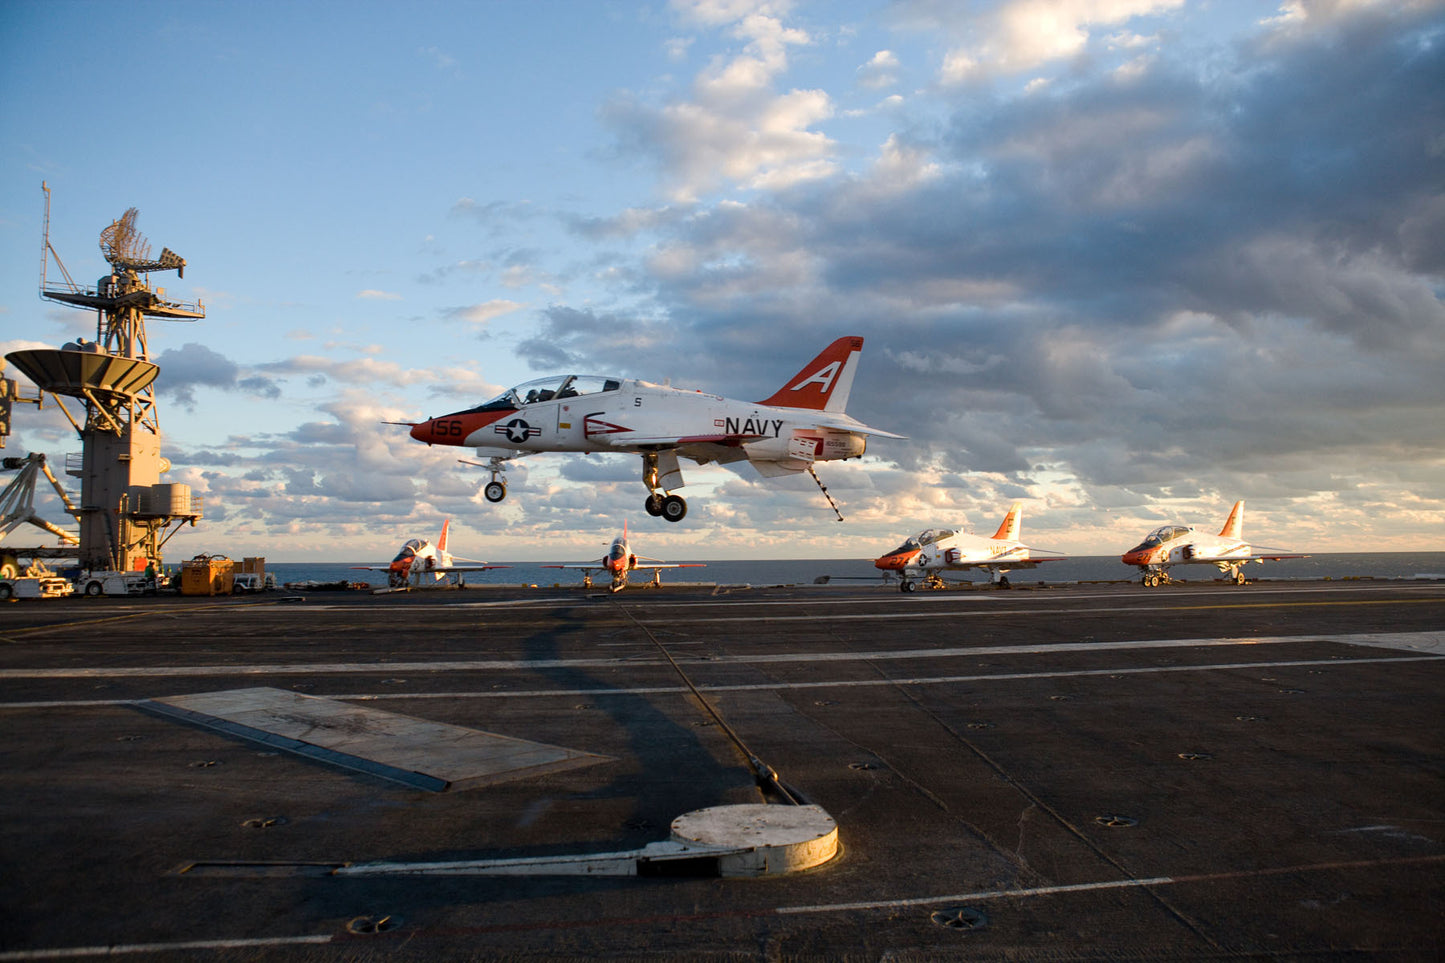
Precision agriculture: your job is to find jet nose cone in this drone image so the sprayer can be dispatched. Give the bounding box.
[409,421,432,443]
[875,550,917,571]
[1121,548,1154,566]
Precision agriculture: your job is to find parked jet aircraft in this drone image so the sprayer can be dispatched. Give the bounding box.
[406,336,902,522]
[352,520,506,588]
[1121,500,1307,587]
[543,523,705,592]
[874,502,1067,591]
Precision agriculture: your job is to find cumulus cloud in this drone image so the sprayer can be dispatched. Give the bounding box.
[857,49,900,89]
[153,342,281,408]
[604,0,837,200]
[918,0,1188,82]
[444,299,525,325]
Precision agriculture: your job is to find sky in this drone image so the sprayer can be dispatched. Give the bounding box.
[1,0,1442,562]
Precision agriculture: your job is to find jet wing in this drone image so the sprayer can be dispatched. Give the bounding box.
[543,563,705,570]
[429,565,510,572]
[1187,553,1308,564]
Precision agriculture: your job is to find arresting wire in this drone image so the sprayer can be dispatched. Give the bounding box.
[607,598,802,806]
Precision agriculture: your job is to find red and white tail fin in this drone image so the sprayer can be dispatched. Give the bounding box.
[992,502,1023,542]
[437,518,450,553]
[1218,501,1244,540]
[757,336,864,413]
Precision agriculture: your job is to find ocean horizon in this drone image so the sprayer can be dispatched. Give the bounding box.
[254,552,1445,589]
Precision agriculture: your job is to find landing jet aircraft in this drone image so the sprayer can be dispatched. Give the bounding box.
[352,520,506,588]
[1121,500,1307,587]
[406,336,902,522]
[874,502,1067,591]
[543,522,705,592]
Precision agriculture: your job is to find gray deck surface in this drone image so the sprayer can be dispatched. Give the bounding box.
[1,578,1441,960]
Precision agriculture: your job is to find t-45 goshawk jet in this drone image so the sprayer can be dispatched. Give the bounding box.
[352,519,506,588]
[543,522,705,592]
[1121,500,1307,587]
[406,336,902,522]
[874,502,1067,591]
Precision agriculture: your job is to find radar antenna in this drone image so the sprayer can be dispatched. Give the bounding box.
[99,208,186,277]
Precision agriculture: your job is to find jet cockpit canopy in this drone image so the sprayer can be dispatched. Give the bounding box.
[1131,525,1193,552]
[471,375,623,411]
[888,528,958,555]
[393,538,427,562]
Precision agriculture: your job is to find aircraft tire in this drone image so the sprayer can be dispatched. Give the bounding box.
[484,481,507,503]
[900,580,915,593]
[661,494,687,523]
[644,494,664,517]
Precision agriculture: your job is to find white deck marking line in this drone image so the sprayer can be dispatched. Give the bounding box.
[774,854,1445,917]
[0,632,1437,680]
[0,935,332,960]
[6,855,1438,953]
[3,655,1440,710]
[635,598,1445,624]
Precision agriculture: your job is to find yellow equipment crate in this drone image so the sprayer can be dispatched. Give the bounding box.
[181,556,234,596]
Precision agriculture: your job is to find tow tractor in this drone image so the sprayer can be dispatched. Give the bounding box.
[77,570,155,597]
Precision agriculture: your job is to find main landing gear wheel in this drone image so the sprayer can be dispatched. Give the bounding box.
[644,493,664,517]
[661,494,687,522]
[483,481,507,503]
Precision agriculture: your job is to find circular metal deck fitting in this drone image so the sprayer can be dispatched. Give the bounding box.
[966,721,995,729]
[189,760,219,769]
[931,906,989,930]
[669,804,839,877]
[241,817,287,829]
[848,762,878,771]
[1177,752,1213,761]
[1094,814,1139,828]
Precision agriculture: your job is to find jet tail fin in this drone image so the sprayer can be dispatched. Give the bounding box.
[992,502,1023,541]
[438,518,451,553]
[756,336,864,413]
[1218,501,1244,540]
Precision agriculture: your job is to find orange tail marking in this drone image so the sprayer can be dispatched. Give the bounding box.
[756,336,863,412]
[437,518,450,553]
[1218,501,1244,540]
[992,502,1022,541]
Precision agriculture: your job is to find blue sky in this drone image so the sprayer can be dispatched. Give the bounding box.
[2,0,1442,561]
